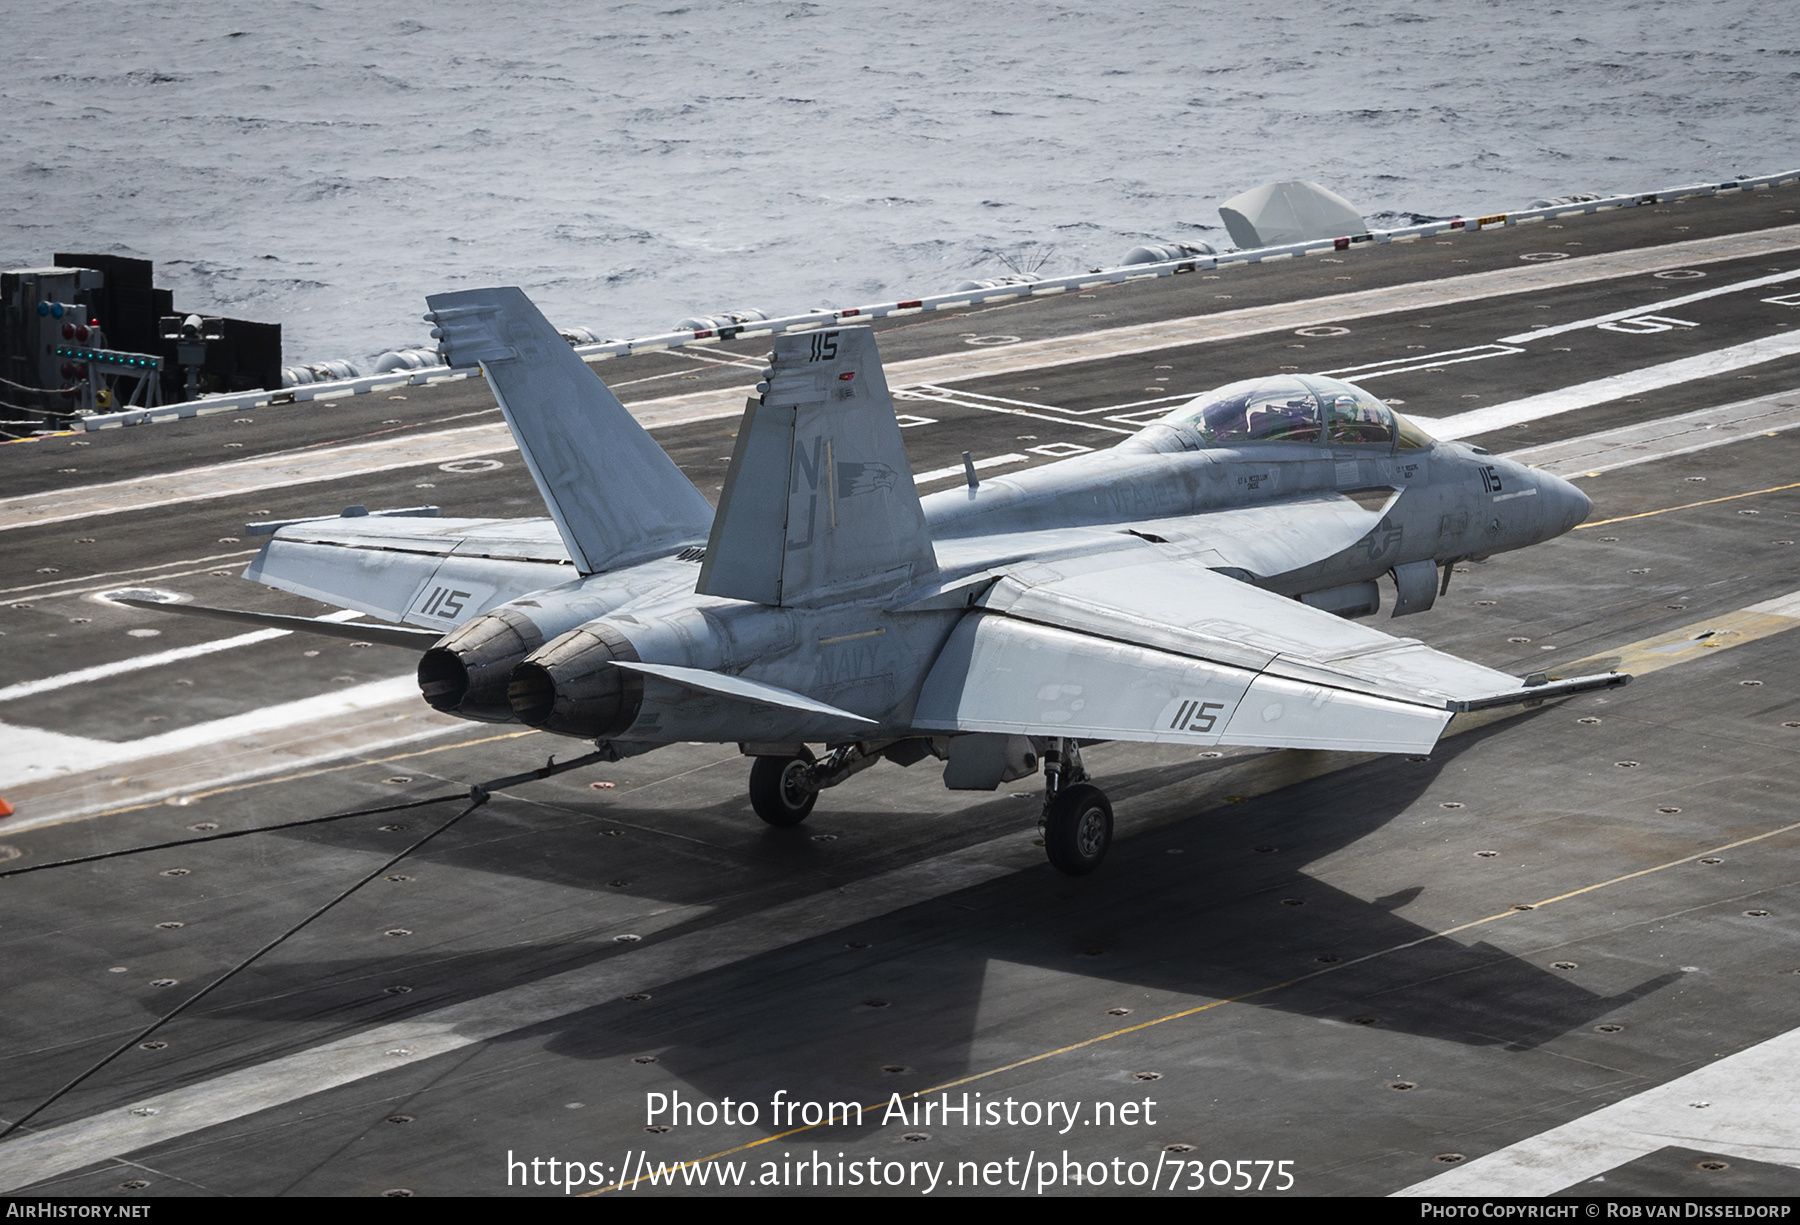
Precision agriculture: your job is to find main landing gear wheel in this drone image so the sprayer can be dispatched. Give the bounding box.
[749,748,817,827]
[1042,782,1113,876]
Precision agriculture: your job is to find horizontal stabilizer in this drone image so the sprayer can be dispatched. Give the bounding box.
[610,661,877,726]
[115,599,441,649]
[426,287,713,574]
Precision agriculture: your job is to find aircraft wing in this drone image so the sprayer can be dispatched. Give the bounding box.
[244,516,575,630]
[912,551,1625,755]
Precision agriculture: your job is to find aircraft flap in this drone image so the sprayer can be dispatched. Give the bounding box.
[426,287,713,574]
[912,612,1451,754]
[268,515,572,564]
[930,552,1553,732]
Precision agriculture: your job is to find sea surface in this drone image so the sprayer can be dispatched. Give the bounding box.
[5,1,1797,365]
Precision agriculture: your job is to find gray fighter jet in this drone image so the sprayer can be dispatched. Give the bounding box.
[132,288,1626,875]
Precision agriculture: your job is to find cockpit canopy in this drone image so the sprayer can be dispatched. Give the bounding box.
[1154,374,1434,449]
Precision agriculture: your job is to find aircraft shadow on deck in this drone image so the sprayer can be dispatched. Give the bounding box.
[0,713,1678,1136]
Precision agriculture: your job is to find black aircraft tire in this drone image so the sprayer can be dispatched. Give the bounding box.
[749,750,818,827]
[1043,783,1113,876]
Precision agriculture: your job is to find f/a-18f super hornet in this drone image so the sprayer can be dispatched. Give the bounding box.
[129,288,1626,875]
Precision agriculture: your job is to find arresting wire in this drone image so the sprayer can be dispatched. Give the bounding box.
[0,793,466,879]
[0,748,615,1143]
[0,748,615,880]
[0,786,490,1143]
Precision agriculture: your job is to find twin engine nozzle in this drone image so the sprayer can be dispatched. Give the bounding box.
[417,610,644,738]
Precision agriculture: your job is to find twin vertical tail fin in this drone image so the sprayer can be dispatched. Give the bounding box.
[696,326,938,606]
[425,288,713,575]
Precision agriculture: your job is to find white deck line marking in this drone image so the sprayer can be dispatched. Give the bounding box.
[897,224,1800,387]
[7,226,1799,534]
[895,389,1135,435]
[1321,342,1519,375]
[1748,590,1800,618]
[0,551,260,599]
[0,631,285,702]
[661,347,769,372]
[0,423,518,533]
[32,563,280,605]
[913,453,1030,484]
[0,610,366,703]
[0,674,420,790]
[1503,389,1800,476]
[915,387,1069,414]
[909,383,1185,420]
[1319,344,1524,381]
[1499,267,1800,344]
[1392,1026,1800,1196]
[1429,331,1800,439]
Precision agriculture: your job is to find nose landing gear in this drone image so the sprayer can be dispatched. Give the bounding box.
[1039,739,1113,876]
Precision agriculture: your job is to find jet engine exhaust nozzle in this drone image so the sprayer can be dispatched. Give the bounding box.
[415,606,546,722]
[417,647,471,709]
[508,622,643,738]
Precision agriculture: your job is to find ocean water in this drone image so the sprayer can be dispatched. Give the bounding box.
[5,0,1796,365]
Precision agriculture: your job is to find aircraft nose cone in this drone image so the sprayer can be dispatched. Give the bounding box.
[1549,473,1591,533]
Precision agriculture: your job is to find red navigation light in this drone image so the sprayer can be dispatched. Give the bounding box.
[61,322,76,339]
[75,324,91,342]
[838,371,855,381]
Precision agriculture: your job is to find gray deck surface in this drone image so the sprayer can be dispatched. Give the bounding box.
[2,184,1797,1197]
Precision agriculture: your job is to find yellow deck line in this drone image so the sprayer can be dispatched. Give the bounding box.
[1577,479,1800,528]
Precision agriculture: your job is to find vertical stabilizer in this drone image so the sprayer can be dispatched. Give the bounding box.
[424,287,713,575]
[696,326,937,606]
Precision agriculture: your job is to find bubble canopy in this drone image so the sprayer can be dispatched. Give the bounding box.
[1154,374,1434,449]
